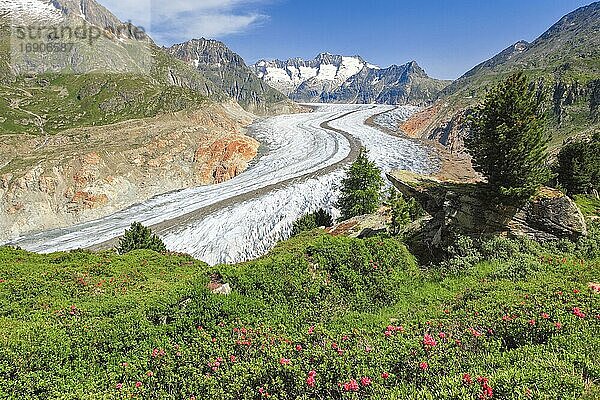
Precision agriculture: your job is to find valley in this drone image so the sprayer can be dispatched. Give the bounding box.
[6,104,436,264]
[0,1,599,399]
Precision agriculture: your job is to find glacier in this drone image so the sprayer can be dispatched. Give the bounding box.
[8,104,437,265]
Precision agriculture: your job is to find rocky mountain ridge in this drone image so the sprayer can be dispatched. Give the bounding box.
[402,2,600,153]
[166,38,297,114]
[252,53,449,105]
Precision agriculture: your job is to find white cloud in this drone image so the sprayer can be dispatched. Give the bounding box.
[97,0,269,44]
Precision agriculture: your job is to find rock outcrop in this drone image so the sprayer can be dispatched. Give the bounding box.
[0,102,258,242]
[326,207,390,238]
[387,170,587,244]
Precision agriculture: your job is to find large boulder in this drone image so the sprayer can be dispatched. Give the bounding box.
[387,170,587,243]
[326,207,389,238]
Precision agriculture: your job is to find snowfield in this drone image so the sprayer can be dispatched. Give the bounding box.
[252,56,370,94]
[0,0,63,24]
[8,104,437,264]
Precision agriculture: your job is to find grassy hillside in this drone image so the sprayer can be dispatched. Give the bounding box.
[1,226,599,399]
[0,73,209,135]
[0,15,223,136]
[409,2,600,150]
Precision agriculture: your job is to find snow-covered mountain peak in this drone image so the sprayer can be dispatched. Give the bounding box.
[0,0,127,31]
[251,53,371,95]
[252,54,449,105]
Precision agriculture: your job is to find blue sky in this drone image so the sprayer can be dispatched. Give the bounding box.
[101,0,595,80]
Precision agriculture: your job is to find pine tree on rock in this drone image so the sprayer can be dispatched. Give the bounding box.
[466,72,552,201]
[337,148,383,220]
[117,222,167,254]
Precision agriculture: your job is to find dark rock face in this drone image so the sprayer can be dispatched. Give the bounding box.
[426,110,471,155]
[328,62,449,106]
[590,79,600,123]
[387,170,587,244]
[167,38,288,113]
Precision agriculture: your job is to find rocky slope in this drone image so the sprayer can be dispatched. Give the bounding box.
[0,0,228,135]
[0,102,258,241]
[166,38,297,114]
[0,0,274,240]
[402,2,600,153]
[252,53,449,105]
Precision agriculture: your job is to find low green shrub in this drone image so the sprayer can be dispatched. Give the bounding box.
[291,209,334,236]
[480,236,522,260]
[0,230,598,399]
[439,235,482,275]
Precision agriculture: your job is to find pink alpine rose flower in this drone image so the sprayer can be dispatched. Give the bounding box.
[573,307,586,318]
[423,333,437,347]
[342,380,359,392]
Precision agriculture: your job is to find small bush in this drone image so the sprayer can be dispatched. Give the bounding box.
[116,222,167,254]
[488,253,544,280]
[556,135,600,195]
[440,235,482,275]
[386,190,425,236]
[480,236,521,260]
[291,209,334,236]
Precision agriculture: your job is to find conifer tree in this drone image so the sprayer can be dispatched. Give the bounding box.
[337,148,384,220]
[117,222,167,254]
[556,134,600,195]
[466,72,552,201]
[291,209,334,236]
[388,190,411,236]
